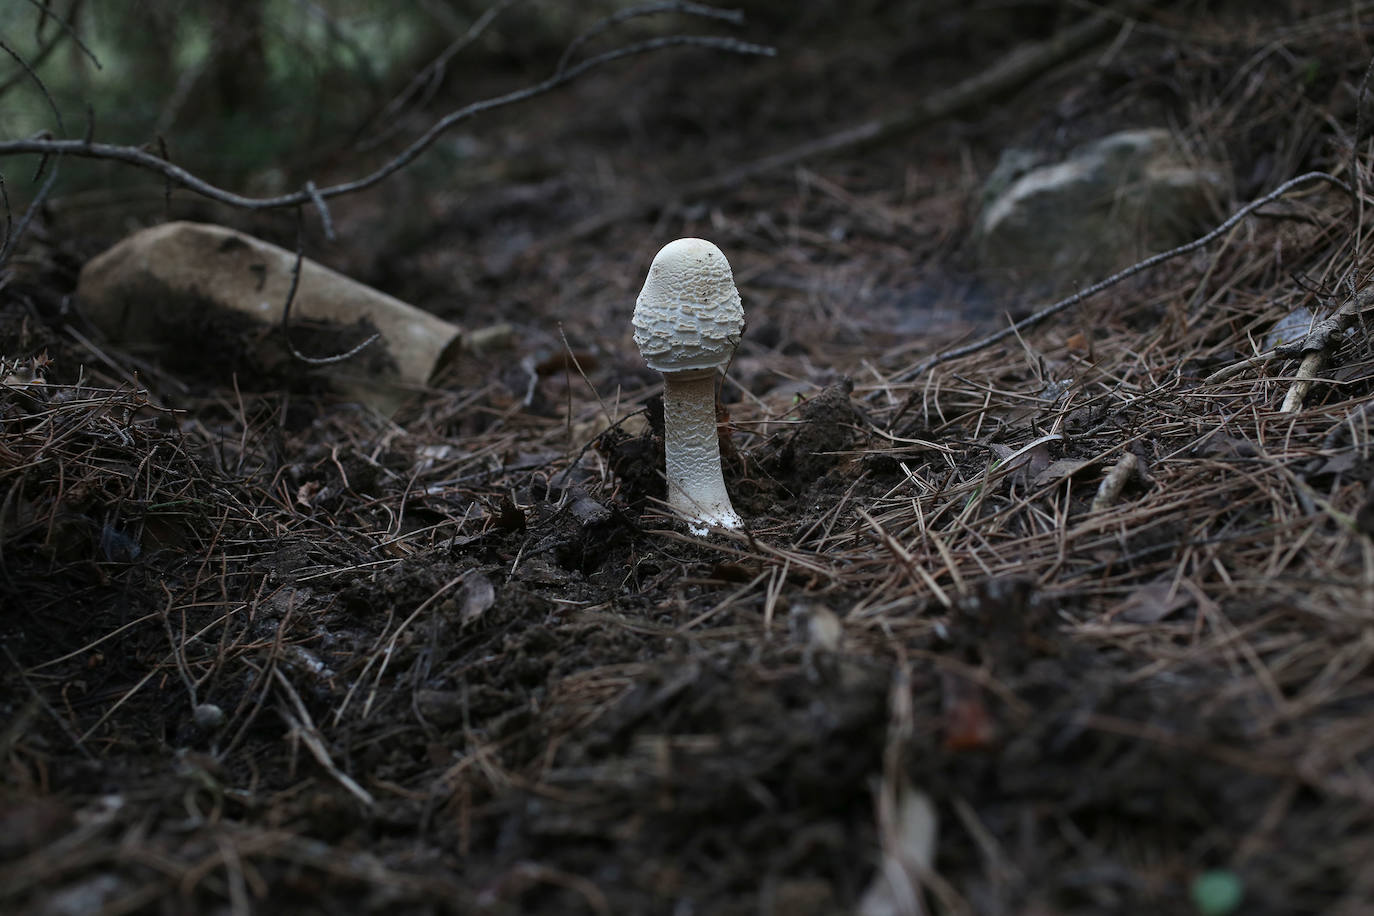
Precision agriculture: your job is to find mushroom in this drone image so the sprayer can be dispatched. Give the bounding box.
[633,238,745,535]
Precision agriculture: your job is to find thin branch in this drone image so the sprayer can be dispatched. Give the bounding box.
[19,0,100,69]
[555,0,746,75]
[0,36,64,135]
[291,0,382,92]
[0,158,60,267]
[0,173,11,258]
[280,211,380,366]
[0,34,774,212]
[357,0,520,151]
[2,645,96,761]
[275,667,375,808]
[0,0,90,99]
[304,180,335,241]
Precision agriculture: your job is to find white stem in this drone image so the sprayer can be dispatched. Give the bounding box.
[661,369,741,534]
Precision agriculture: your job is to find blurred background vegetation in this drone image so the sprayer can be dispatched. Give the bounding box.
[0,0,1094,256]
[0,0,661,198]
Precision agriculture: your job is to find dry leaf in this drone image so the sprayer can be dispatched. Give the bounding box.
[1031,458,1093,488]
[295,480,324,508]
[940,671,997,752]
[858,785,939,916]
[459,574,496,626]
[989,437,1055,488]
[1114,581,1192,624]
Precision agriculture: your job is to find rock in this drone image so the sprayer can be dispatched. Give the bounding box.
[76,221,462,412]
[976,129,1226,287]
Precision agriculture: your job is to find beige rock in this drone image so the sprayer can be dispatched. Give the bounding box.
[76,221,462,411]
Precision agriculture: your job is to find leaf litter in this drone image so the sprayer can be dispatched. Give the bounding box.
[4,5,1374,914]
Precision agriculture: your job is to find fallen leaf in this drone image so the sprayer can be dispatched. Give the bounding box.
[1031,458,1094,488]
[459,574,496,626]
[295,480,324,508]
[1316,450,1358,476]
[1113,581,1193,624]
[940,671,997,752]
[989,436,1058,489]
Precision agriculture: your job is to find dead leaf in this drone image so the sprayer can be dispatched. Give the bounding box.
[1197,432,1258,459]
[1113,581,1193,624]
[459,573,496,626]
[940,671,997,752]
[295,480,323,507]
[989,436,1058,489]
[1316,450,1359,476]
[1031,458,1094,488]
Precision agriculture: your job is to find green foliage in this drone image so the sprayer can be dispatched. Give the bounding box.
[1191,869,1244,916]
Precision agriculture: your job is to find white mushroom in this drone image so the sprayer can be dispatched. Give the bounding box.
[633,238,744,535]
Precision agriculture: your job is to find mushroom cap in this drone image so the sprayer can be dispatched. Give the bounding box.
[633,238,743,374]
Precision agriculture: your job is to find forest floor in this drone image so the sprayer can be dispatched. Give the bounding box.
[4,2,1374,914]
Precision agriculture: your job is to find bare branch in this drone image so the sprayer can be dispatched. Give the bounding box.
[551,0,1144,247]
[291,0,383,93]
[0,30,774,212]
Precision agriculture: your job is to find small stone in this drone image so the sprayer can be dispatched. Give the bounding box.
[192,703,225,731]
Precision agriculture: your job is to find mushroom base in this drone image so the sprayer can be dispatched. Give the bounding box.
[661,370,742,535]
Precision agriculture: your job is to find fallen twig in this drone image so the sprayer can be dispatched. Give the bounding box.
[1091,452,1141,512]
[275,667,376,808]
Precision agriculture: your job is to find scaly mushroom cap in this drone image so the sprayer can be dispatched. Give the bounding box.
[633,238,743,374]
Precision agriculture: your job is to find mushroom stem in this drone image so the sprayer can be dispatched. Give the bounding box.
[661,368,741,534]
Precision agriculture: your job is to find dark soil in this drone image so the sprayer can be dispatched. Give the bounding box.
[5,3,1374,915]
